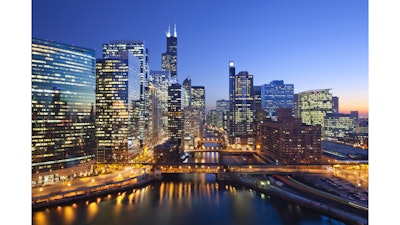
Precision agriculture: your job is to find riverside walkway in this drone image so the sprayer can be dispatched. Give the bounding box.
[219,173,368,225]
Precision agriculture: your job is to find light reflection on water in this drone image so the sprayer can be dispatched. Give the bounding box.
[32,173,346,225]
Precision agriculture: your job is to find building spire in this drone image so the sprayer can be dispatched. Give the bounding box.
[166,24,171,37]
[174,23,177,37]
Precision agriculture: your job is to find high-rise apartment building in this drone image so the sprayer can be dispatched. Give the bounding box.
[260,108,322,164]
[296,89,333,127]
[261,80,294,121]
[32,38,96,173]
[228,61,255,148]
[162,24,178,79]
[102,40,150,147]
[96,52,141,163]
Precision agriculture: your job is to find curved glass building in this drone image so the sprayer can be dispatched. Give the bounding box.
[32,38,96,173]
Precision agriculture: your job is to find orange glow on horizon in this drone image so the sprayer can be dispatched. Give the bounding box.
[339,100,368,117]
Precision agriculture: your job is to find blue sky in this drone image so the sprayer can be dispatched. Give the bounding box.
[32,0,368,115]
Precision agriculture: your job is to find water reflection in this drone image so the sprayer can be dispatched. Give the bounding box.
[32,174,346,225]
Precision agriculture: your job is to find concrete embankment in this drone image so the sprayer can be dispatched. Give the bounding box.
[32,176,155,211]
[218,173,368,225]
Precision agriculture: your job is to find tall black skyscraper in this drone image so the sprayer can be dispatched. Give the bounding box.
[162,24,178,79]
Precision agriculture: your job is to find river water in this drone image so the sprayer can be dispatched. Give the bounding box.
[32,173,346,225]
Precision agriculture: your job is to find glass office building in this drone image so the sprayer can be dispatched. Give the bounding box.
[102,40,149,147]
[32,38,96,173]
[168,83,185,144]
[96,53,140,163]
[261,80,294,121]
[228,61,255,147]
[298,89,333,127]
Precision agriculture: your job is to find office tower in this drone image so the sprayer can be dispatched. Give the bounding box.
[350,111,359,120]
[293,94,300,118]
[228,61,255,148]
[332,96,339,113]
[260,108,322,164]
[261,80,294,121]
[323,113,357,142]
[147,83,161,146]
[356,117,368,149]
[191,86,205,124]
[182,78,192,107]
[297,89,333,127]
[96,52,141,163]
[168,83,185,145]
[216,99,229,112]
[216,99,229,131]
[184,107,201,149]
[32,38,96,173]
[207,110,222,128]
[149,70,172,141]
[253,85,263,111]
[162,24,178,79]
[102,40,149,147]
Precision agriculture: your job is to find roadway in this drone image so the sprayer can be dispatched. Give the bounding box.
[32,166,148,198]
[273,174,368,219]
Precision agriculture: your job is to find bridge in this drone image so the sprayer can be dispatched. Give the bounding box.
[151,163,334,176]
[198,138,225,144]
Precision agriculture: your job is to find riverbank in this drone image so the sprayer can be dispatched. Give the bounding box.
[32,172,368,225]
[219,173,368,225]
[32,175,155,211]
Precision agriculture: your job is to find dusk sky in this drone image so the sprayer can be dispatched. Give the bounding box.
[32,0,368,116]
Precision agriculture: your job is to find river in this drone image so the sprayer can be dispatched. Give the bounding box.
[32,173,346,225]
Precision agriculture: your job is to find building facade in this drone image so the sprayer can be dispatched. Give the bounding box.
[332,96,339,113]
[323,113,357,141]
[149,70,172,142]
[296,89,333,127]
[96,52,141,163]
[216,99,229,131]
[260,108,322,164]
[102,40,149,147]
[168,83,185,145]
[261,80,294,121]
[228,61,255,148]
[32,38,96,173]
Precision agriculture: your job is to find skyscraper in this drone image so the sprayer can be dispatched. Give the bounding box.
[216,99,229,131]
[149,70,172,142]
[191,85,206,139]
[96,52,141,163]
[162,24,178,79]
[32,38,96,173]
[228,61,255,148]
[182,78,192,107]
[261,80,294,121]
[102,40,150,147]
[168,83,184,145]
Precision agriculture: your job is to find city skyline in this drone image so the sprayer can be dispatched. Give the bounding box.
[32,0,368,116]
